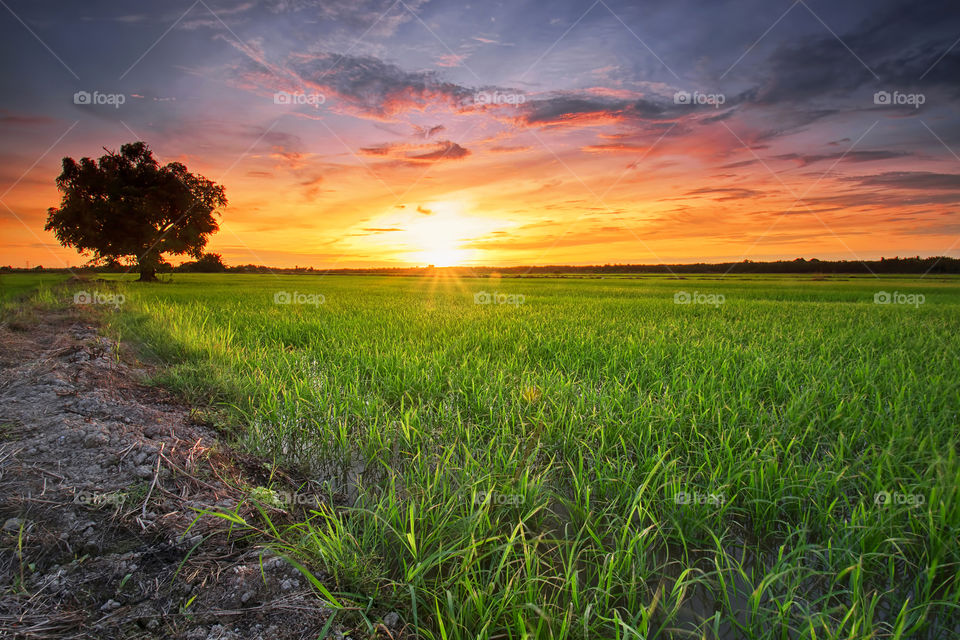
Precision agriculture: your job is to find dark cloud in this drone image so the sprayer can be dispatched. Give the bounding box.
[237,52,526,122]
[515,94,673,128]
[291,53,472,119]
[847,171,960,190]
[686,187,764,201]
[0,111,59,126]
[359,140,470,162]
[408,141,470,161]
[359,145,391,156]
[773,150,913,166]
[720,159,760,169]
[749,0,960,106]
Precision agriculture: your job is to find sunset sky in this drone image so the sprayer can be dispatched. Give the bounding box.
[1,0,959,268]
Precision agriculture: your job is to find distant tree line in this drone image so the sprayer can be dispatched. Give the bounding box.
[239,256,960,276]
[4,255,959,275]
[474,256,960,275]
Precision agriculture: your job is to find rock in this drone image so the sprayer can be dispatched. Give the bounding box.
[100,599,121,611]
[2,517,23,532]
[383,612,400,628]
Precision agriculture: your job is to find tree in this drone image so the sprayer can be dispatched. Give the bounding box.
[45,142,227,281]
[177,252,227,273]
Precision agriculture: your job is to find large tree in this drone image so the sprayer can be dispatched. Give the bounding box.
[45,141,227,281]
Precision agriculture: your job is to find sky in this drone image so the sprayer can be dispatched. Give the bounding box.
[1,0,959,268]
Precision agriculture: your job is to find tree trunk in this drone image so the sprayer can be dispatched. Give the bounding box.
[137,253,159,282]
[137,266,158,281]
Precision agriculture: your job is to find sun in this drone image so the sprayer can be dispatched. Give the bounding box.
[405,201,475,266]
[416,245,468,267]
[355,199,506,266]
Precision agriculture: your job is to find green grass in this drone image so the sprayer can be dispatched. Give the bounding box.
[0,273,68,305]
[68,273,960,637]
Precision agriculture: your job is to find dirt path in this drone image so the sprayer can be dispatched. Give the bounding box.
[0,306,340,639]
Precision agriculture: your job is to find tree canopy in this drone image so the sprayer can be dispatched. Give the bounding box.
[45,141,227,281]
[177,252,227,273]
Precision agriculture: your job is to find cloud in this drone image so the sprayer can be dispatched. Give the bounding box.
[806,193,960,209]
[583,143,651,153]
[412,124,445,138]
[408,141,469,161]
[262,0,429,37]
[511,89,748,134]
[515,94,673,128]
[686,187,764,201]
[231,51,526,122]
[359,140,470,163]
[0,110,59,127]
[180,0,255,28]
[359,145,391,156]
[225,42,494,121]
[747,1,960,106]
[489,145,532,153]
[463,222,636,253]
[436,53,467,67]
[300,174,324,199]
[846,171,960,190]
[773,150,913,167]
[721,159,760,169]
[269,147,311,170]
[800,179,960,208]
[290,53,472,120]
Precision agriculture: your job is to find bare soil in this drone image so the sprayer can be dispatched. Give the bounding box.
[0,305,357,639]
